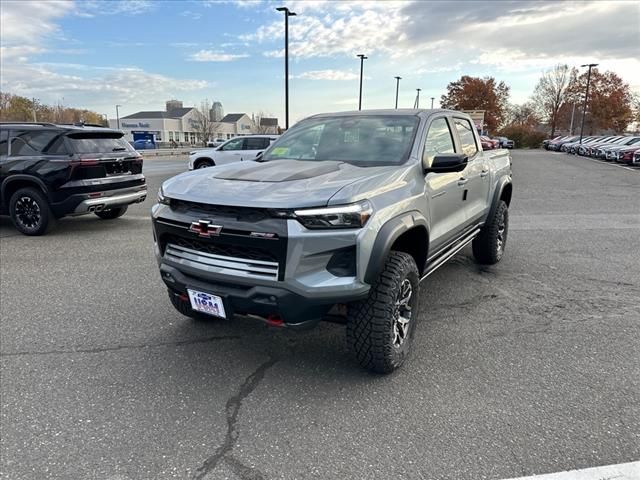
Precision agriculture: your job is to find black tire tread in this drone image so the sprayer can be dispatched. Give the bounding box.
[472,200,508,265]
[347,251,419,374]
[9,187,55,236]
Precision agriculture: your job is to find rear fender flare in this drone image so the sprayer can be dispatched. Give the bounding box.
[1,175,50,205]
[486,177,512,222]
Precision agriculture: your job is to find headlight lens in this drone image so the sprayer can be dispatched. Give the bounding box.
[157,186,170,205]
[294,200,372,229]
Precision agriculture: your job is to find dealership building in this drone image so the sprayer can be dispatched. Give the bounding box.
[109,100,279,146]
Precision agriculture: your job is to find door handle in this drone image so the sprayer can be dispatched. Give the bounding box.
[480,169,489,177]
[457,177,469,186]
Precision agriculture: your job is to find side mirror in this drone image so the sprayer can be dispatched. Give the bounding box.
[255,151,265,162]
[425,154,468,173]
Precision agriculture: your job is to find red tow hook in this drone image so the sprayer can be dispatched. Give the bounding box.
[265,315,285,327]
[179,294,189,302]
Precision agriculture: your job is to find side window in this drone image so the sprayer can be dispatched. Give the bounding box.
[453,118,479,157]
[423,118,455,167]
[9,130,63,156]
[222,138,244,151]
[244,137,270,150]
[0,129,8,157]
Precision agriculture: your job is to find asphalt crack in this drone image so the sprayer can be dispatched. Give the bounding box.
[193,356,278,480]
[0,335,242,357]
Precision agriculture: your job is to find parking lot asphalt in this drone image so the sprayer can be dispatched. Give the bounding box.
[1,150,639,480]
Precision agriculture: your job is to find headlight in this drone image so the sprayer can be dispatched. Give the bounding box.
[294,200,372,229]
[157,186,170,205]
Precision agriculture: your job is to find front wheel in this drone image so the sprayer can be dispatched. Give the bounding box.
[347,251,420,374]
[473,200,508,265]
[195,158,214,169]
[95,205,128,220]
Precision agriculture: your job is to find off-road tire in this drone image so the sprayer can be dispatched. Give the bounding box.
[473,200,508,265]
[167,290,218,321]
[9,187,55,236]
[95,205,128,220]
[194,158,214,169]
[347,251,420,374]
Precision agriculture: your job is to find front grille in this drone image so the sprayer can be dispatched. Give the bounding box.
[165,235,277,263]
[165,241,279,280]
[170,200,273,222]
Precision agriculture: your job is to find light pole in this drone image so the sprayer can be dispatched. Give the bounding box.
[430,97,435,109]
[569,102,576,135]
[414,88,421,109]
[394,76,401,109]
[357,54,367,110]
[579,63,598,144]
[115,104,121,130]
[276,6,296,129]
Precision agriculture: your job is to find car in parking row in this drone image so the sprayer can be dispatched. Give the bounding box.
[188,134,279,170]
[543,133,640,165]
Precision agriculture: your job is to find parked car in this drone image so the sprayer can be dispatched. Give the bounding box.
[206,138,226,148]
[633,149,640,165]
[615,145,640,164]
[603,137,640,161]
[548,135,579,151]
[153,109,513,373]
[480,136,499,150]
[592,136,636,159]
[133,139,156,150]
[543,135,564,150]
[497,136,514,149]
[579,136,624,157]
[0,122,147,235]
[188,135,279,170]
[560,136,596,153]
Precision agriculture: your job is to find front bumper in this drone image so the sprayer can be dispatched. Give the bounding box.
[151,203,371,326]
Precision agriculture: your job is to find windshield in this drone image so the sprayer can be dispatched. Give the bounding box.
[262,115,419,166]
[67,132,134,153]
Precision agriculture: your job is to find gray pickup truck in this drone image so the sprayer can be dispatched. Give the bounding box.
[152,109,512,373]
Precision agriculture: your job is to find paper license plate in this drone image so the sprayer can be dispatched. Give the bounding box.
[187,289,227,318]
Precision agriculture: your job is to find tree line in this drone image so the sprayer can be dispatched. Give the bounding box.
[440,66,638,147]
[0,92,107,126]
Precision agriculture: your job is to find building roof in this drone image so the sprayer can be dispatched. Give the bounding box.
[122,107,194,120]
[220,113,247,123]
[260,117,278,126]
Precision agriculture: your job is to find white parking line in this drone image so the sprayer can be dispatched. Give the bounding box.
[551,152,639,172]
[499,461,640,480]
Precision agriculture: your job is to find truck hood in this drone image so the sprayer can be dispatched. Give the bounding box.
[162,159,401,208]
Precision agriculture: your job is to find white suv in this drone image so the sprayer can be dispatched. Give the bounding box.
[188,135,279,170]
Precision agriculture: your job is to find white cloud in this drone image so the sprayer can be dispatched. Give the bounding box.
[77,0,155,17]
[188,50,249,62]
[180,10,203,20]
[293,70,361,81]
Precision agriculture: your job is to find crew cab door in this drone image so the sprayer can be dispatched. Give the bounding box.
[451,117,491,225]
[422,116,469,251]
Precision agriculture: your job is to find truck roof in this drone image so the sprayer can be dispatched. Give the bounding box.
[308,108,459,119]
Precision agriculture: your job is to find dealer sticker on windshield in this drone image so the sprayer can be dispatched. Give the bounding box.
[187,289,227,318]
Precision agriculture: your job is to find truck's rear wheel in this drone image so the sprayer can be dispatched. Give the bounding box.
[95,205,128,220]
[472,200,508,265]
[347,251,420,374]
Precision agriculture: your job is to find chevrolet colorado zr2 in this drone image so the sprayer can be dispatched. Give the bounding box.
[152,109,513,373]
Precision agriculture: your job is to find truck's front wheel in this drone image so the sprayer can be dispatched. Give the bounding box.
[347,251,420,374]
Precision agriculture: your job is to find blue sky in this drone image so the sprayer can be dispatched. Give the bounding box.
[1,0,638,124]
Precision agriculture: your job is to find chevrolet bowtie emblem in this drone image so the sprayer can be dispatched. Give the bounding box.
[189,220,222,237]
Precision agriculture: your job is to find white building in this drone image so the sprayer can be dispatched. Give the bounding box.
[110,101,266,146]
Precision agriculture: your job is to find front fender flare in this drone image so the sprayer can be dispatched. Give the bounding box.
[363,211,428,284]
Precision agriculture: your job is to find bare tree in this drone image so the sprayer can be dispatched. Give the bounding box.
[253,111,277,134]
[531,64,577,136]
[192,100,221,145]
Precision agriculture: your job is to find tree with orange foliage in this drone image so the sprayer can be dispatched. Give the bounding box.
[440,76,510,133]
[568,69,633,134]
